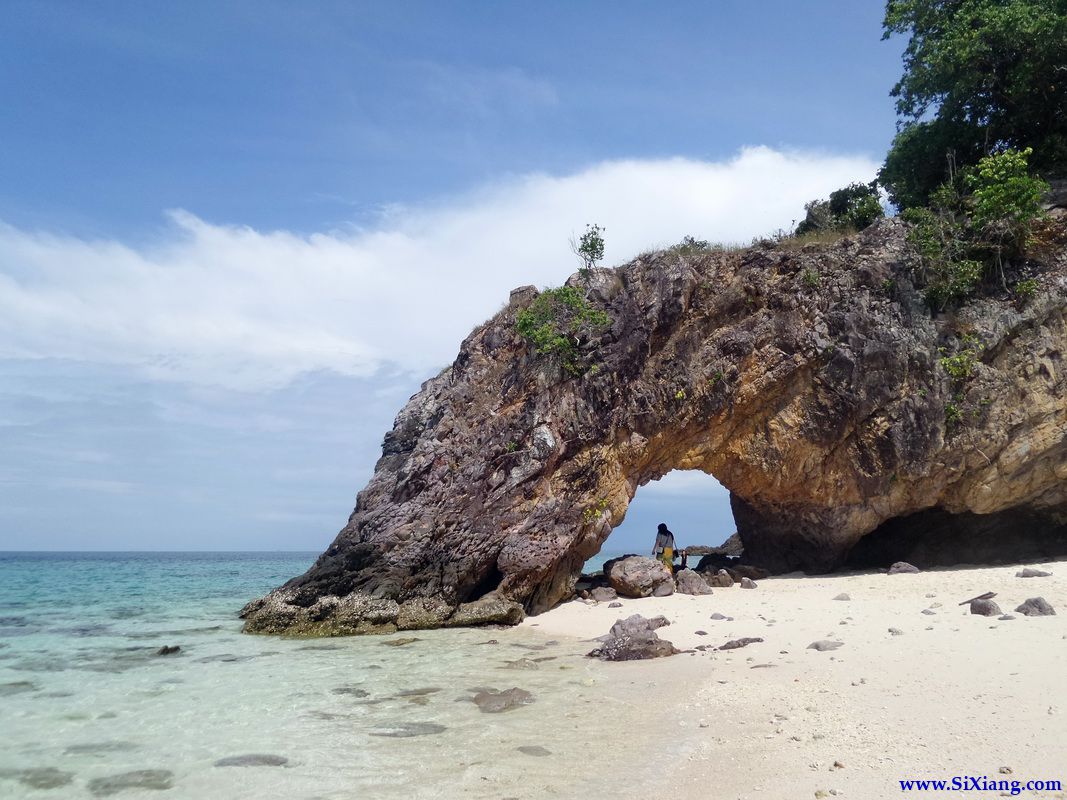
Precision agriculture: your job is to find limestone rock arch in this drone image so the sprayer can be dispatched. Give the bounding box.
[241,220,1067,634]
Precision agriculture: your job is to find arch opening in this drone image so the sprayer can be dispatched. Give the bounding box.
[584,469,739,574]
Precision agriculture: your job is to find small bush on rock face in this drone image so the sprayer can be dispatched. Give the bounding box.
[938,334,982,381]
[573,224,606,280]
[900,148,1050,308]
[966,148,1048,256]
[902,204,982,310]
[516,286,610,376]
[1014,278,1039,304]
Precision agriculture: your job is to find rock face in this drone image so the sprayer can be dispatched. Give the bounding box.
[242,218,1067,635]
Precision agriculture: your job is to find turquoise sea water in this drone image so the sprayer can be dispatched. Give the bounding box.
[0,552,674,799]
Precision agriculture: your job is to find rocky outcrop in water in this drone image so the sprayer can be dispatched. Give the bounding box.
[243,215,1067,635]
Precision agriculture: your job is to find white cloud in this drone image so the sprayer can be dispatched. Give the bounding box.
[0,147,877,390]
[640,470,730,498]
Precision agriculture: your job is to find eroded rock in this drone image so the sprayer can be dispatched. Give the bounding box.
[242,219,1067,635]
[719,637,763,650]
[590,586,618,602]
[888,562,920,575]
[705,569,735,588]
[675,569,713,595]
[1016,568,1052,578]
[1016,597,1056,616]
[970,598,1002,616]
[588,614,678,661]
[606,556,674,598]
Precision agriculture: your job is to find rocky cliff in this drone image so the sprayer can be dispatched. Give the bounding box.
[242,215,1067,635]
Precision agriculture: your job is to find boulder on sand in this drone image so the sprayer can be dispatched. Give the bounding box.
[1015,597,1056,616]
[605,556,674,598]
[706,569,734,588]
[888,562,920,574]
[674,569,713,596]
[590,587,618,602]
[969,598,1002,616]
[588,614,677,661]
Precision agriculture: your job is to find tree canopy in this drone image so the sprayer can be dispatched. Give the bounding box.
[880,0,1067,208]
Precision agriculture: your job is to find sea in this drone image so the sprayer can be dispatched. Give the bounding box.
[0,552,679,799]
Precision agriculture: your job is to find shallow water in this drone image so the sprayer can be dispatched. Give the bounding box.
[0,553,674,799]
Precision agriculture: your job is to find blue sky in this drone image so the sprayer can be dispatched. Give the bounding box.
[1,2,903,553]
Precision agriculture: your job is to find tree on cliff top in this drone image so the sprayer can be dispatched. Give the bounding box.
[880,0,1067,209]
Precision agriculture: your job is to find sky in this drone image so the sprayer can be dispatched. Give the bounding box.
[0,1,905,553]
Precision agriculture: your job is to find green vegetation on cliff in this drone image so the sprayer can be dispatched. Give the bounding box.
[880,0,1066,209]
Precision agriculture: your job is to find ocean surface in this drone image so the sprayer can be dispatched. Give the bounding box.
[0,552,674,799]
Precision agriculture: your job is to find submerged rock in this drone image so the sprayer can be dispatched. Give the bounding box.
[0,768,74,790]
[155,645,180,656]
[214,754,289,767]
[241,218,1067,635]
[0,681,37,697]
[331,686,370,697]
[369,722,447,738]
[517,745,552,757]
[395,687,442,697]
[470,687,534,713]
[380,637,420,648]
[87,770,173,796]
[63,742,139,756]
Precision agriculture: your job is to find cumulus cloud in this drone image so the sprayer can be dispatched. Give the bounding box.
[640,470,730,498]
[0,147,877,390]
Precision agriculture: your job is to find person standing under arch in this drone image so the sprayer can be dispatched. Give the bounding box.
[652,523,676,571]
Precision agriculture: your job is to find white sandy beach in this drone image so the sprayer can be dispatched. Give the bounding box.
[522,561,1067,800]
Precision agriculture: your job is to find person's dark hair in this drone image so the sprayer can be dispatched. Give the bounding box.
[657,523,668,532]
